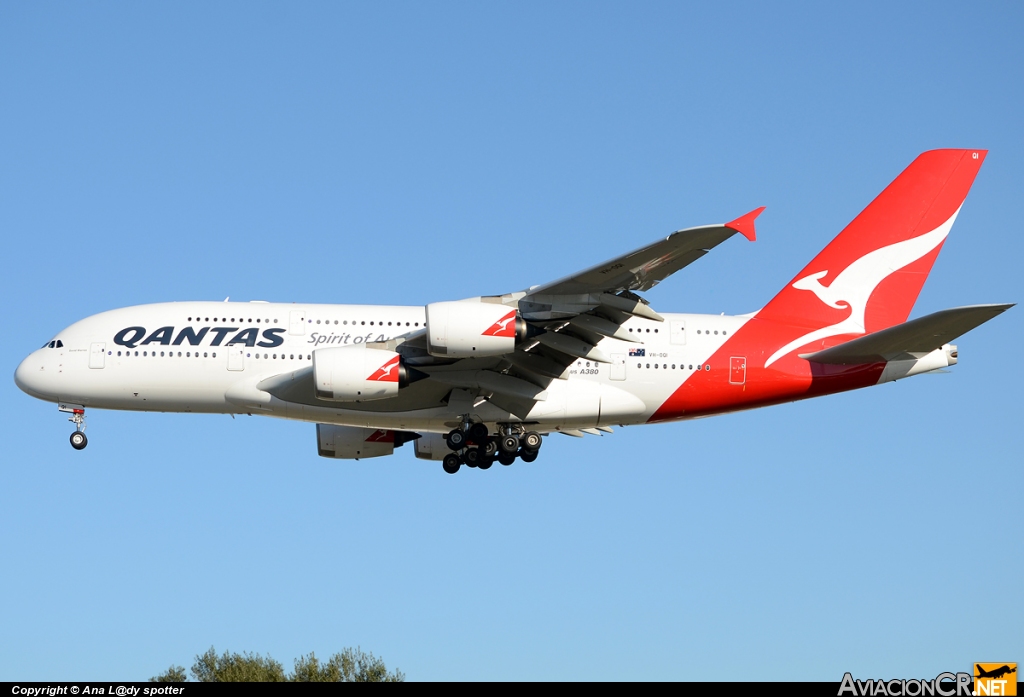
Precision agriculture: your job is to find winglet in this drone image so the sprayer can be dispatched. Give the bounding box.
[725,206,765,242]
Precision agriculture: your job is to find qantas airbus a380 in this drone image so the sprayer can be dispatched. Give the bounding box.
[14,149,1013,473]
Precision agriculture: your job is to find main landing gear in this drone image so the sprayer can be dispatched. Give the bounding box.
[441,423,543,474]
[60,404,88,450]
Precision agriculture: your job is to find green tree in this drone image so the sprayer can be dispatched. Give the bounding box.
[190,647,287,682]
[149,646,404,682]
[149,665,187,683]
[292,648,405,682]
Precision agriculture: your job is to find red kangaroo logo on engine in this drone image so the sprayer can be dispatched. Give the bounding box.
[482,310,517,338]
[366,357,401,382]
[365,429,395,443]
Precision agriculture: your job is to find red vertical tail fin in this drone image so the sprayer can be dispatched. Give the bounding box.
[759,149,986,367]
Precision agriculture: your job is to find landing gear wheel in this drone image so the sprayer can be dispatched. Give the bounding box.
[500,435,520,454]
[523,431,542,452]
[70,432,88,450]
[464,448,481,467]
[469,422,489,444]
[482,438,499,458]
[442,453,461,474]
[498,452,516,466]
[520,449,538,463]
[446,429,467,450]
[478,455,493,470]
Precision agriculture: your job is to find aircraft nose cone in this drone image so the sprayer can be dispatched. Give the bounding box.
[14,351,51,400]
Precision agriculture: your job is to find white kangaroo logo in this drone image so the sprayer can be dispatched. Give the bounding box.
[370,357,400,381]
[764,206,961,368]
[483,311,517,336]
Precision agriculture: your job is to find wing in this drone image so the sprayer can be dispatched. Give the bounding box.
[474,208,763,413]
[518,207,763,320]
[259,210,763,422]
[800,304,1013,364]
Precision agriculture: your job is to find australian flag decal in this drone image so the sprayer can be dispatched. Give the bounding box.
[629,348,645,357]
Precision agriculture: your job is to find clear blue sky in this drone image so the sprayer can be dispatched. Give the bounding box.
[2,2,1021,681]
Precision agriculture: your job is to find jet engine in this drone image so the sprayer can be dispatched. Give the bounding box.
[316,424,419,460]
[413,432,449,461]
[425,299,526,358]
[313,345,413,402]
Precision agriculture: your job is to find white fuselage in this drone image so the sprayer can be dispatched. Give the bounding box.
[15,301,745,433]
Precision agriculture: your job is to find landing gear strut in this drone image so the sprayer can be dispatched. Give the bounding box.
[60,405,88,450]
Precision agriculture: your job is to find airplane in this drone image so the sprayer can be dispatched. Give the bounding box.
[975,665,1016,680]
[14,149,1013,474]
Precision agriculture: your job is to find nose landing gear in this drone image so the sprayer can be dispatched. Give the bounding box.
[59,404,88,450]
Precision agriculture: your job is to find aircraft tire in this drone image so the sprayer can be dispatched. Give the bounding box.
[446,429,466,450]
[464,448,480,467]
[478,456,493,470]
[520,449,538,463]
[523,432,542,452]
[442,453,461,474]
[70,432,88,450]
[469,422,489,444]
[482,438,499,458]
[498,452,516,466]
[500,435,519,454]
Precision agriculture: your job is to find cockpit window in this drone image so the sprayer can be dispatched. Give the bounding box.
[48,341,55,349]
[56,340,63,348]
[43,340,64,349]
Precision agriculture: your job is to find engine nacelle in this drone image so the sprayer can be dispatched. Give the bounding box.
[413,432,449,461]
[425,299,524,358]
[313,345,406,402]
[316,424,418,460]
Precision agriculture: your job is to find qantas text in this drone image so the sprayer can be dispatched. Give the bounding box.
[114,325,286,349]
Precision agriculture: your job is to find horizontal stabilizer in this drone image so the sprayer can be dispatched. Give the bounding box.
[801,303,1013,364]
